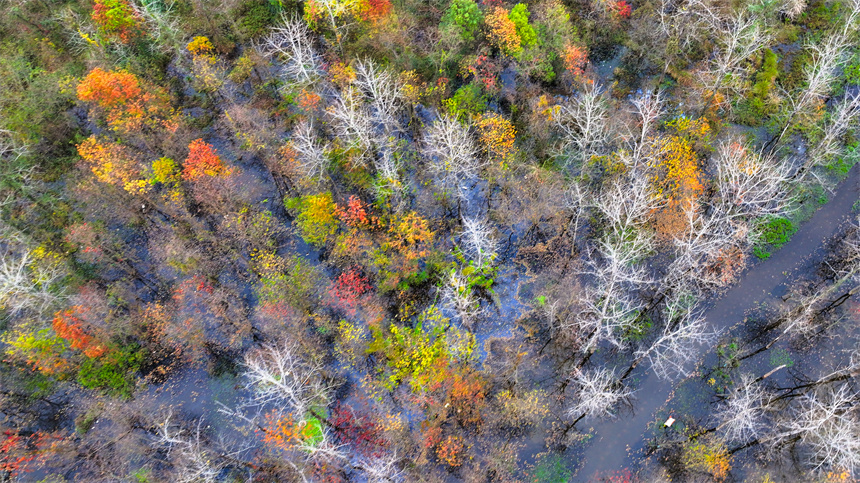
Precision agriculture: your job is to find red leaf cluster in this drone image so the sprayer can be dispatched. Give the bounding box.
[337,195,372,228]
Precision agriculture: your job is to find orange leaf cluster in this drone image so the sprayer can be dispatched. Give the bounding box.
[563,44,588,76]
[436,435,465,467]
[52,307,107,359]
[261,413,318,451]
[182,139,231,180]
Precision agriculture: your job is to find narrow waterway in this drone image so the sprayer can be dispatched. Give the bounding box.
[574,165,860,481]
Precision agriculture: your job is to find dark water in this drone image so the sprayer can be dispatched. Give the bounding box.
[573,164,860,481]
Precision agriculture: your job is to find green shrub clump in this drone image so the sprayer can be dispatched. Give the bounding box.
[753,215,797,259]
[443,0,484,41]
[736,49,778,126]
[77,345,144,398]
[443,83,487,121]
[285,192,340,247]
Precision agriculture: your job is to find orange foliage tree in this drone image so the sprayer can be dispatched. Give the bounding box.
[650,117,710,238]
[563,44,588,76]
[77,68,177,134]
[486,7,522,56]
[182,139,231,180]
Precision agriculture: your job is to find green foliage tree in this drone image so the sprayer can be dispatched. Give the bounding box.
[442,0,484,41]
[508,4,538,48]
[285,192,340,247]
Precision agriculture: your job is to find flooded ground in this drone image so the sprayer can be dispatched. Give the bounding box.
[572,164,860,480]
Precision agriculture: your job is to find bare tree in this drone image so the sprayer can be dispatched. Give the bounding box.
[356,451,404,483]
[714,373,771,444]
[442,267,481,325]
[596,171,659,255]
[291,120,330,181]
[155,412,243,483]
[700,11,771,111]
[328,86,375,167]
[0,227,65,317]
[132,0,183,52]
[422,115,482,200]
[667,200,749,289]
[628,90,665,163]
[564,178,590,244]
[258,14,321,85]
[372,141,405,209]
[555,80,611,168]
[714,139,794,218]
[239,343,331,418]
[804,91,860,184]
[567,367,634,421]
[459,217,498,269]
[353,59,403,137]
[766,384,860,475]
[770,32,851,152]
[571,237,655,351]
[0,130,35,212]
[780,0,806,19]
[634,293,717,380]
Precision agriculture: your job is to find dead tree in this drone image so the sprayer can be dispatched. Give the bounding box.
[422,115,483,201]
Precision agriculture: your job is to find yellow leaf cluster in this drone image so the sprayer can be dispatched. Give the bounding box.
[476,113,517,168]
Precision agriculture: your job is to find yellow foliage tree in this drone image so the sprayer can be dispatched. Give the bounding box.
[476,113,517,168]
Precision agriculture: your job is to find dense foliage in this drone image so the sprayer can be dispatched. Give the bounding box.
[0,0,858,481]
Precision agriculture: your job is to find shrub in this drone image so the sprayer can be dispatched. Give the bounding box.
[77,344,144,398]
[844,55,860,86]
[736,49,778,126]
[234,0,278,39]
[681,436,731,480]
[92,0,144,43]
[443,83,487,121]
[442,0,484,41]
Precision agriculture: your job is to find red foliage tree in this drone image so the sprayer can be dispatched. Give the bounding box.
[330,404,388,456]
[0,430,61,477]
[611,0,632,19]
[359,0,392,21]
[182,139,231,180]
